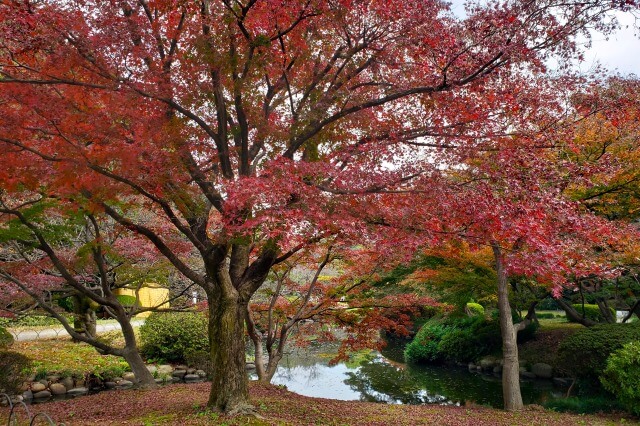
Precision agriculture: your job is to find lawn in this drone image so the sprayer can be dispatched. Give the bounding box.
[12,336,130,379]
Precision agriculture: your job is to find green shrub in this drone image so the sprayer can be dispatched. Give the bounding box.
[140,312,209,363]
[405,316,504,364]
[600,341,640,415]
[0,351,31,394]
[543,396,623,414]
[567,304,615,323]
[556,322,640,380]
[404,319,450,363]
[464,302,485,317]
[0,326,13,349]
[535,312,556,319]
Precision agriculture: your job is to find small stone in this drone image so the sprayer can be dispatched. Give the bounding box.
[50,383,67,395]
[116,380,133,388]
[13,396,23,403]
[479,357,496,370]
[184,374,200,382]
[33,390,52,399]
[67,387,88,396]
[46,375,60,382]
[172,370,187,378]
[176,365,188,371]
[476,365,482,372]
[171,377,182,383]
[157,365,173,375]
[105,381,117,389]
[38,379,48,386]
[31,383,46,392]
[520,371,536,379]
[245,362,256,370]
[122,372,136,381]
[195,370,207,378]
[531,363,553,379]
[146,365,158,374]
[60,377,75,390]
[22,390,33,400]
[187,368,196,374]
[467,362,476,370]
[154,378,165,384]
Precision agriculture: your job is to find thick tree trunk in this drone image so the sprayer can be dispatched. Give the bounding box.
[492,243,523,411]
[207,292,251,413]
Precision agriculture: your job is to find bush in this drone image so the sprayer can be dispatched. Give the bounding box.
[567,304,615,323]
[405,316,503,364]
[535,312,556,319]
[0,351,31,394]
[140,312,209,363]
[556,322,640,380]
[404,319,450,363]
[600,341,640,415]
[464,302,485,317]
[0,326,13,349]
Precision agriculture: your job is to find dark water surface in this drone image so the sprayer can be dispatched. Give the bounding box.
[257,342,563,409]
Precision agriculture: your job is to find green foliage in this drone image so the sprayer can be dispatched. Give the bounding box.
[1,314,70,327]
[0,351,31,394]
[140,312,209,363]
[567,304,615,323]
[537,297,560,311]
[556,322,640,380]
[600,341,640,415]
[535,312,557,319]
[465,302,485,317]
[543,396,624,414]
[405,316,502,364]
[404,320,449,363]
[0,325,13,349]
[116,294,138,307]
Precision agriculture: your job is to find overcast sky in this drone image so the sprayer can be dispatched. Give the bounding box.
[448,1,640,76]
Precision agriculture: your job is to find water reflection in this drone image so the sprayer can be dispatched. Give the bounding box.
[251,342,563,409]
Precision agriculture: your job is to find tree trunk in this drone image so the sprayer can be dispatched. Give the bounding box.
[555,298,597,326]
[119,315,156,388]
[492,243,523,411]
[207,291,251,414]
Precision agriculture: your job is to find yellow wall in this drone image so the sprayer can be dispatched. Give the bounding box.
[114,284,170,318]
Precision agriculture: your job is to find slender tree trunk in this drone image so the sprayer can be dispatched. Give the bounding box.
[207,291,251,414]
[492,243,523,411]
[119,316,156,388]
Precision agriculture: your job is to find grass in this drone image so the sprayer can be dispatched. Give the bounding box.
[11,337,130,378]
[1,382,636,425]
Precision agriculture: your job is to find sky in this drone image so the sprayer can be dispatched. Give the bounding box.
[448,1,640,76]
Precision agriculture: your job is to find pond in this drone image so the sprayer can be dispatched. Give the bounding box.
[253,341,564,409]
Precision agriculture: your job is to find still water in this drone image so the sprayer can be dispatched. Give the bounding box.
[254,342,563,409]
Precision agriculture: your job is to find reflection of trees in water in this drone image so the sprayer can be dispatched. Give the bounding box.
[344,355,506,407]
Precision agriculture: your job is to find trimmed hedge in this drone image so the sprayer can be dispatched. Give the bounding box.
[465,303,485,317]
[405,316,502,364]
[140,312,209,363]
[556,322,640,380]
[600,341,640,415]
[567,304,615,323]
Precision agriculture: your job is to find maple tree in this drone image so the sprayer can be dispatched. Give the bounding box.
[247,243,439,382]
[1,0,638,414]
[0,199,192,387]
